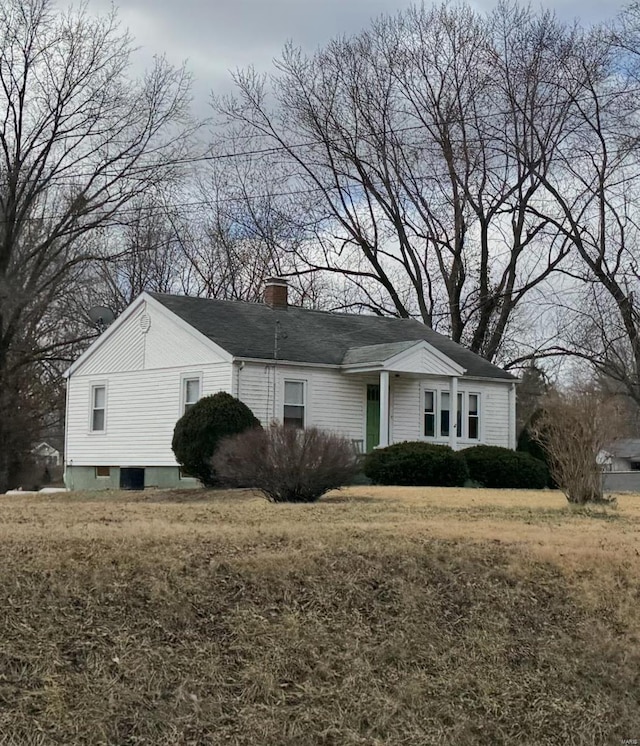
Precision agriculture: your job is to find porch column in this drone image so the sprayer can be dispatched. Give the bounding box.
[449,376,458,450]
[379,370,390,447]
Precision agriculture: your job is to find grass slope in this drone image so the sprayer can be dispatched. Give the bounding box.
[0,487,638,745]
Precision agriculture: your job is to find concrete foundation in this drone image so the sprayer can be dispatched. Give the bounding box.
[64,465,200,491]
[602,471,640,494]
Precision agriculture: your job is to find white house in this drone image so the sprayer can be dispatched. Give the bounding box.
[31,442,62,468]
[64,279,517,490]
[599,439,640,472]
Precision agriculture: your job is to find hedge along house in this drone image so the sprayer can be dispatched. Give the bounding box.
[64,278,518,490]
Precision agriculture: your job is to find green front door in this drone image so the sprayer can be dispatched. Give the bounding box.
[366,384,380,452]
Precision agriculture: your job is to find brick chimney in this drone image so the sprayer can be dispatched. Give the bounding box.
[263,277,289,310]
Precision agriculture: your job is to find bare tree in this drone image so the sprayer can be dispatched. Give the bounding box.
[520,6,640,402]
[85,199,191,317]
[531,388,628,504]
[0,0,196,491]
[215,2,587,361]
[175,153,326,305]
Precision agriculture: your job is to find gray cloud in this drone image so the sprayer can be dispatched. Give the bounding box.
[82,0,627,113]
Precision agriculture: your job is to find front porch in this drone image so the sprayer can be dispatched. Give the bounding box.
[342,339,516,452]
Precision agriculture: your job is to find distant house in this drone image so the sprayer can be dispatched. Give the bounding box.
[31,442,62,468]
[63,278,518,491]
[599,439,640,472]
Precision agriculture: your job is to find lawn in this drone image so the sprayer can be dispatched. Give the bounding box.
[0,486,639,745]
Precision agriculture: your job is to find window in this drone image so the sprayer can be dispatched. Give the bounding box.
[95,466,111,478]
[284,380,305,428]
[424,390,436,437]
[468,394,480,440]
[423,388,480,440]
[91,385,106,432]
[440,392,461,437]
[182,376,201,413]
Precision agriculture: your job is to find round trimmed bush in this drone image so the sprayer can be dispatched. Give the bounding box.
[463,444,548,489]
[172,392,260,486]
[363,441,469,487]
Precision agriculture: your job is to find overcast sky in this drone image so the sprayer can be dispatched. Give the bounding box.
[81,0,628,112]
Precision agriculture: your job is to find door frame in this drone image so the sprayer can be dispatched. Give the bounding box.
[366,383,381,453]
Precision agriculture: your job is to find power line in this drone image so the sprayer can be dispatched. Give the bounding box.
[2,82,640,225]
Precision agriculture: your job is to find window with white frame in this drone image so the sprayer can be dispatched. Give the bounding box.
[90,384,106,432]
[468,393,480,440]
[424,390,436,437]
[182,376,201,414]
[283,380,305,428]
[423,389,480,440]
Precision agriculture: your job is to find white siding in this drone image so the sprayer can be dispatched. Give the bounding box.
[80,304,146,376]
[237,362,365,442]
[480,381,511,448]
[387,346,462,376]
[143,305,228,369]
[67,363,232,466]
[67,299,233,467]
[390,377,422,443]
[74,298,228,378]
[390,376,511,449]
[235,366,512,450]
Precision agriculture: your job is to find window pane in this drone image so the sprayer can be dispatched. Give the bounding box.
[185,378,200,404]
[424,413,435,437]
[440,392,449,436]
[440,410,449,437]
[469,417,479,439]
[424,390,434,412]
[457,392,463,437]
[284,381,304,405]
[284,404,304,428]
[93,386,105,408]
[469,394,479,416]
[92,408,105,431]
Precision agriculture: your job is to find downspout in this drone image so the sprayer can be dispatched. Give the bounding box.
[63,375,72,490]
[508,382,517,450]
[449,376,458,450]
[379,370,390,447]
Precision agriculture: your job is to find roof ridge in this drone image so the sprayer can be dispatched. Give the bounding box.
[149,291,428,324]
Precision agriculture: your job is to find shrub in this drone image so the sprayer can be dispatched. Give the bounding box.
[172,392,260,486]
[363,441,469,487]
[213,424,360,503]
[518,411,557,488]
[463,445,548,489]
[529,390,627,504]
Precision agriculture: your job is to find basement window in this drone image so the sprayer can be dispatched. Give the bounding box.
[95,466,111,478]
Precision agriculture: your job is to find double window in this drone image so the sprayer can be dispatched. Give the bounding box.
[283,380,305,428]
[423,389,480,440]
[90,384,107,432]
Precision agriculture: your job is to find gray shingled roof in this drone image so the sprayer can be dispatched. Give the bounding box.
[150,293,515,381]
[603,439,640,459]
[342,340,421,366]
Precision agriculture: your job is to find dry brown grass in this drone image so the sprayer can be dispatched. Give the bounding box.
[0,486,638,745]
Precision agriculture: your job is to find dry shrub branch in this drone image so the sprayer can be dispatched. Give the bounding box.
[531,389,627,504]
[213,423,359,502]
